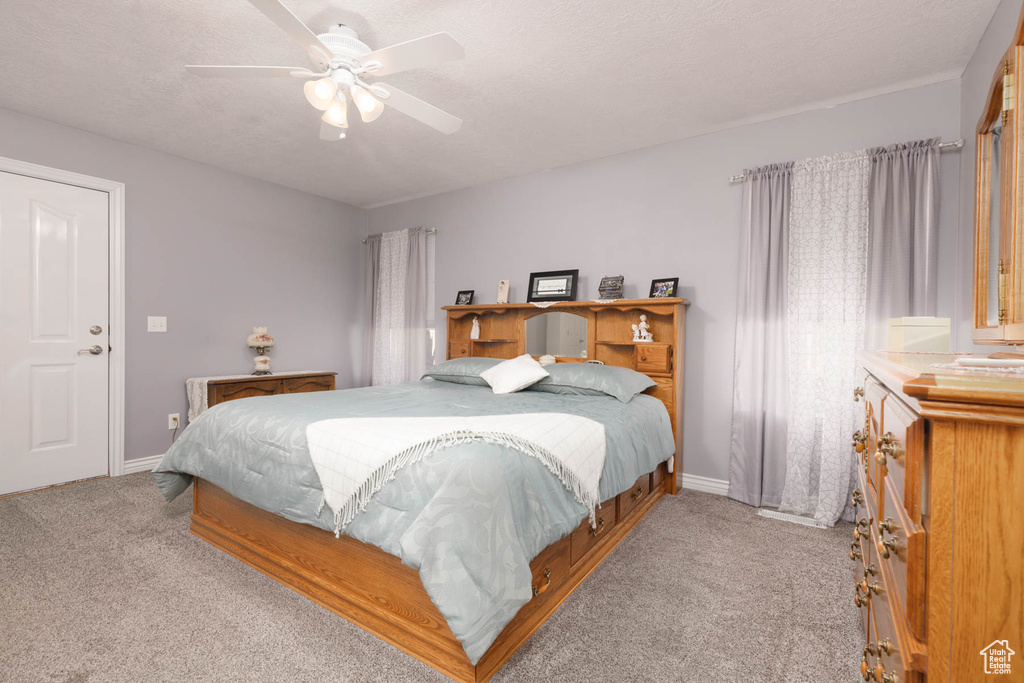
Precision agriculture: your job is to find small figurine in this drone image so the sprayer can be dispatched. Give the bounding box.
[632,323,641,342]
[638,315,653,342]
[470,317,481,340]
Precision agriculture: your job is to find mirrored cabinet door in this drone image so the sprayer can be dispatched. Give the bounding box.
[974,38,1024,345]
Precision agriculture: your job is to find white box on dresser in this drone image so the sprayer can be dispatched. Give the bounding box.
[851,351,1024,683]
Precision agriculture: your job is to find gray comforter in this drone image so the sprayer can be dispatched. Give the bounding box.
[153,380,674,664]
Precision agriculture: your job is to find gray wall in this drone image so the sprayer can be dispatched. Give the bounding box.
[0,108,367,463]
[367,80,962,482]
[958,0,1024,353]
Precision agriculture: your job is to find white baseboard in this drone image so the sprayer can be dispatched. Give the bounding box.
[121,454,164,475]
[680,473,729,496]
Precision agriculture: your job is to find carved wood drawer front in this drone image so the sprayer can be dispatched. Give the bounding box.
[869,585,910,683]
[864,377,887,493]
[449,340,470,358]
[618,474,652,521]
[880,476,927,640]
[283,375,335,394]
[652,461,668,491]
[529,538,571,599]
[635,344,671,374]
[211,380,281,405]
[876,391,924,524]
[569,497,618,565]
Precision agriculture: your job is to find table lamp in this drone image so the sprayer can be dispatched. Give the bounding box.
[246,326,274,375]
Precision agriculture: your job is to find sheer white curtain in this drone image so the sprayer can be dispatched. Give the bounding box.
[364,228,431,386]
[778,152,870,525]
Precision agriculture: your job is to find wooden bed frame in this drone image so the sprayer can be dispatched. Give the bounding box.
[189,298,689,682]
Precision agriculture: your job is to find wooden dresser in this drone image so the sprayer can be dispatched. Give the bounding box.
[205,371,336,407]
[852,351,1023,682]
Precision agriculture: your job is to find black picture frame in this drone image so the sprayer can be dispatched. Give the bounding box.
[527,269,579,303]
[649,278,679,298]
[455,290,474,305]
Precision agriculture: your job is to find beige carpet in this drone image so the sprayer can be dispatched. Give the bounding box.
[0,473,860,682]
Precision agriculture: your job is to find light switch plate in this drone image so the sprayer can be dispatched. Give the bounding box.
[147,316,167,333]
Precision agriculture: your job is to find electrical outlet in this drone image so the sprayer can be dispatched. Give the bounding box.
[148,316,167,333]
[168,413,180,430]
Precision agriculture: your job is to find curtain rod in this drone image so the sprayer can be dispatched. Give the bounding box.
[362,228,436,244]
[728,139,965,183]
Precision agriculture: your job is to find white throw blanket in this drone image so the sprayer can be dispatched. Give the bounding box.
[306,413,607,535]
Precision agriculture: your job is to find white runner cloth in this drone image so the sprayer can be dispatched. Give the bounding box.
[306,413,606,534]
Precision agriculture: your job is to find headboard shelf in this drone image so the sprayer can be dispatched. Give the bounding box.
[445,297,689,491]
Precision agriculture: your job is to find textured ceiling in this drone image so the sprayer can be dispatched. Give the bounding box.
[0,0,1000,208]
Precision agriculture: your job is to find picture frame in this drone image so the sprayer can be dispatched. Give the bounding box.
[527,269,579,303]
[649,278,679,298]
[455,290,474,305]
[496,279,510,304]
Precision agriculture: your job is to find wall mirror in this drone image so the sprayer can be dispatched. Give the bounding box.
[525,312,588,358]
[974,13,1024,346]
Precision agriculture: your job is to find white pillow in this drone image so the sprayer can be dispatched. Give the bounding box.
[480,354,550,394]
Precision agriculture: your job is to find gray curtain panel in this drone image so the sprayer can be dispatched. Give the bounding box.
[728,162,794,508]
[362,234,381,387]
[403,227,430,382]
[865,138,940,349]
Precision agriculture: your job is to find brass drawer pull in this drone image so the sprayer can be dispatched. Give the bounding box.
[853,518,869,539]
[879,517,899,534]
[588,518,606,537]
[851,488,865,506]
[854,387,865,402]
[877,638,895,655]
[532,567,551,597]
[849,540,862,562]
[875,432,897,466]
[639,354,647,362]
[851,430,866,453]
[630,485,644,501]
[877,534,898,559]
[879,671,899,683]
[866,582,884,596]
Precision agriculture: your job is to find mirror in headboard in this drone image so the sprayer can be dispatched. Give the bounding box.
[525,312,589,358]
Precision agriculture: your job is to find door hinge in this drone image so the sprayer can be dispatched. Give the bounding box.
[999,259,1008,325]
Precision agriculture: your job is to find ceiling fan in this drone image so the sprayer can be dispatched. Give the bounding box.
[186,0,464,141]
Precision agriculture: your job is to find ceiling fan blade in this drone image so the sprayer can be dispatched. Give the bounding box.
[186,65,315,78]
[247,0,333,69]
[374,84,462,134]
[319,120,346,141]
[360,32,464,77]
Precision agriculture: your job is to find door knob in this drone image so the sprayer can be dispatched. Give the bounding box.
[90,325,103,335]
[78,345,103,355]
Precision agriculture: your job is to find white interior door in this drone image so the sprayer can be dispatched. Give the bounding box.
[0,171,109,495]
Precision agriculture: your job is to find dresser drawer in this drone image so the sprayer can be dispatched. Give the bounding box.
[618,473,651,520]
[449,340,470,358]
[569,498,617,565]
[876,391,925,524]
[635,344,671,374]
[209,379,281,405]
[869,584,910,683]
[879,476,927,639]
[530,536,571,599]
[652,461,668,491]
[283,374,335,394]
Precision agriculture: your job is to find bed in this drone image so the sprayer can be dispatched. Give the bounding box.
[155,298,688,682]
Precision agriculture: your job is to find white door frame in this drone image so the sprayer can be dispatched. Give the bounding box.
[0,156,126,477]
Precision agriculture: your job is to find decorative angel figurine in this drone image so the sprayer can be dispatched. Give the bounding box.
[638,315,653,342]
[470,317,481,340]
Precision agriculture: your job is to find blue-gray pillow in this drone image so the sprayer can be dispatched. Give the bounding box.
[421,357,502,386]
[525,363,656,402]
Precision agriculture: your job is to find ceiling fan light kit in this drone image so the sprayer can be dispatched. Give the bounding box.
[186,2,465,141]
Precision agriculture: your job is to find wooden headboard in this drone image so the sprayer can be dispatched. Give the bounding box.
[441,298,689,492]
